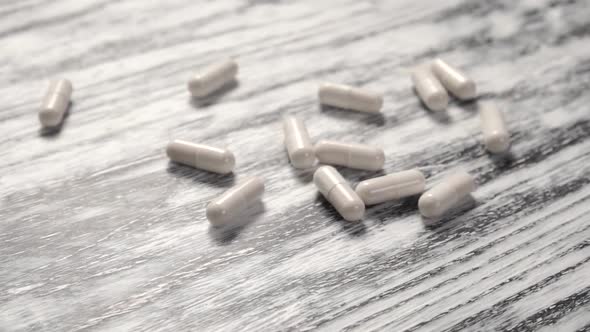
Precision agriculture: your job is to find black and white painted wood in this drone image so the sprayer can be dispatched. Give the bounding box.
[1,0,590,331]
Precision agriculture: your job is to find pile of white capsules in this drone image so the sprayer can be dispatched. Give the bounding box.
[39,58,509,227]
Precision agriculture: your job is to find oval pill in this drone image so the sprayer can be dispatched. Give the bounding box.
[314,166,364,222]
[283,116,315,169]
[479,102,510,153]
[411,65,449,111]
[318,83,383,113]
[355,169,426,205]
[39,79,72,128]
[315,140,384,171]
[187,58,238,98]
[431,58,476,100]
[418,171,476,218]
[166,140,235,174]
[206,177,265,227]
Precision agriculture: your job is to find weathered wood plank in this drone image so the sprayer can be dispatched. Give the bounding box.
[1,0,589,331]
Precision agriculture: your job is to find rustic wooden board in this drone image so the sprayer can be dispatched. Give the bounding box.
[1,0,590,331]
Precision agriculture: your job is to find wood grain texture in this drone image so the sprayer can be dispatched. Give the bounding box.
[1,0,590,331]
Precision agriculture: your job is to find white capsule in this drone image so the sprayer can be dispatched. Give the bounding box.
[314,166,365,222]
[418,171,476,218]
[355,169,426,205]
[39,79,72,128]
[166,140,235,174]
[283,116,315,169]
[318,83,383,113]
[411,65,449,111]
[187,58,238,97]
[314,140,385,171]
[479,102,510,153]
[431,58,476,100]
[207,177,265,227]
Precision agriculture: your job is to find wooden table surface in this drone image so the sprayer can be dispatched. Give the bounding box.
[1,0,590,331]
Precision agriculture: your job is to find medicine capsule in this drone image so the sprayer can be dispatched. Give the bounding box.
[318,83,383,113]
[206,177,265,227]
[283,116,315,169]
[314,166,365,222]
[479,102,510,153]
[39,79,72,128]
[411,65,449,111]
[314,140,385,171]
[166,140,235,174]
[431,58,476,100]
[187,58,238,97]
[355,169,426,205]
[418,171,476,218]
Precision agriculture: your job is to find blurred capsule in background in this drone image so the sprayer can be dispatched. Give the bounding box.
[411,65,448,112]
[419,170,476,219]
[283,116,315,169]
[188,58,238,98]
[356,169,426,205]
[39,79,72,128]
[167,140,235,174]
[431,58,477,100]
[314,166,365,222]
[479,102,510,154]
[315,140,385,171]
[207,177,265,227]
[319,83,383,113]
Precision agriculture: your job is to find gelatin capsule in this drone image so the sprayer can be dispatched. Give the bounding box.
[314,140,384,171]
[355,169,426,205]
[418,171,476,218]
[314,166,364,221]
[166,140,235,174]
[39,79,72,128]
[431,58,476,100]
[318,83,383,113]
[187,58,238,97]
[207,177,265,226]
[479,102,510,153]
[283,116,315,169]
[411,65,448,111]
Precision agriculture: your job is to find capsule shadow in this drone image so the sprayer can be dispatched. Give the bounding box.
[366,195,420,223]
[421,194,478,229]
[208,201,265,245]
[314,192,367,236]
[454,98,479,111]
[319,104,386,127]
[39,101,72,138]
[341,221,367,237]
[289,165,317,184]
[338,167,386,183]
[189,80,239,108]
[488,150,516,169]
[282,146,318,184]
[314,192,341,219]
[166,162,236,188]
